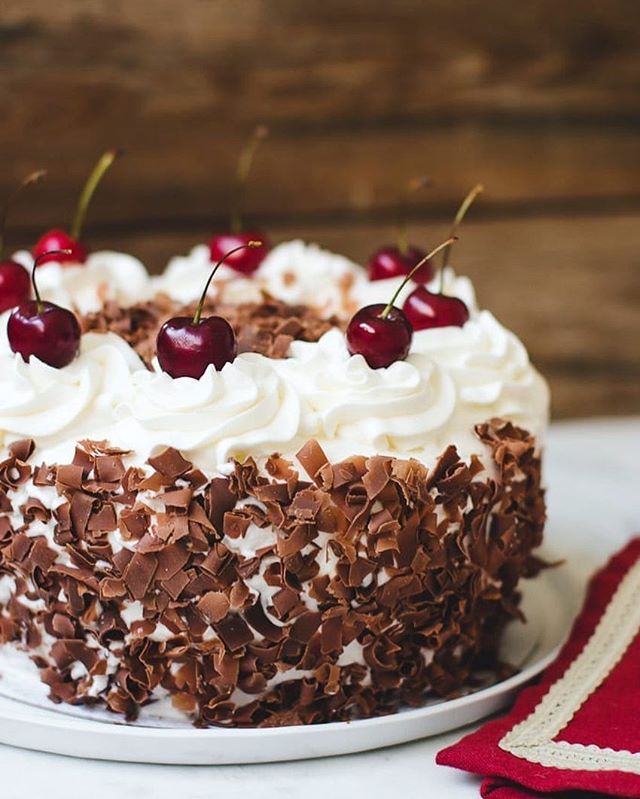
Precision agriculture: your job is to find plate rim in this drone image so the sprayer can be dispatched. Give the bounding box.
[0,563,572,752]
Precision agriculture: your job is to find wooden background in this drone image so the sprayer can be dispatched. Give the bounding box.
[1,0,639,419]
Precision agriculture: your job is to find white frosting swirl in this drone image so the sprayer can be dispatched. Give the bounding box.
[12,250,151,314]
[124,354,301,471]
[279,329,457,462]
[414,311,549,443]
[0,326,302,472]
[150,244,263,306]
[254,240,478,321]
[254,240,366,317]
[0,331,143,463]
[151,240,365,316]
[277,318,548,463]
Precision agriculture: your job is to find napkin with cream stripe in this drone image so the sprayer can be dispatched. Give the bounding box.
[437,537,640,798]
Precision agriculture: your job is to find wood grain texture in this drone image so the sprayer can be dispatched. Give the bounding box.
[2,125,640,231]
[3,0,640,121]
[0,0,638,418]
[1,0,639,225]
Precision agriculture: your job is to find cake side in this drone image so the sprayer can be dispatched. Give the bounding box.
[0,419,544,727]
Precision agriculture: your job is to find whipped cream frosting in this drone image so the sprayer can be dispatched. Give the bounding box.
[0,242,549,471]
[151,240,368,316]
[12,239,476,323]
[151,239,478,322]
[255,240,365,316]
[12,250,151,314]
[150,244,263,307]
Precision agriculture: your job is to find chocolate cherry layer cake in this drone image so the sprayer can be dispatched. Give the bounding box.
[0,236,549,727]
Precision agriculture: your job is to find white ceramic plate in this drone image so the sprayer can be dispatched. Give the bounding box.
[0,565,573,764]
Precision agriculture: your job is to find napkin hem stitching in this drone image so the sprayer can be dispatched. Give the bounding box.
[498,556,640,773]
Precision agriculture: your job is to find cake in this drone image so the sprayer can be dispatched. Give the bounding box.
[0,237,549,727]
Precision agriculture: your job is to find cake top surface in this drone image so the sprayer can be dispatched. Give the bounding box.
[2,240,549,470]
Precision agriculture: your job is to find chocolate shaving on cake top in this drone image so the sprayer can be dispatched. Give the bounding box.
[80,294,340,365]
[0,420,545,728]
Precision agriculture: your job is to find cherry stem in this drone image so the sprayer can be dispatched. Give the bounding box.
[230,125,268,234]
[70,149,121,240]
[440,184,484,291]
[31,249,72,313]
[192,241,262,325]
[380,237,457,320]
[0,170,47,259]
[396,175,431,253]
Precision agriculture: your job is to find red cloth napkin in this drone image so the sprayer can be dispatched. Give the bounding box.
[437,537,640,799]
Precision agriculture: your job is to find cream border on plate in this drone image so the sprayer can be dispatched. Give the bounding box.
[499,556,640,773]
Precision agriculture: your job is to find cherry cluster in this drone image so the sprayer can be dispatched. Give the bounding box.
[0,133,483,376]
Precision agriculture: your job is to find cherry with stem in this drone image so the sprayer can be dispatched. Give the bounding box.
[403,184,483,331]
[347,237,456,369]
[0,170,47,312]
[157,242,262,379]
[34,149,121,267]
[368,175,434,283]
[209,126,270,275]
[7,249,81,368]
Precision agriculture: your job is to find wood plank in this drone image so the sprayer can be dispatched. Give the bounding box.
[1,125,639,232]
[3,0,640,121]
[10,211,635,419]
[1,0,639,227]
[548,370,640,420]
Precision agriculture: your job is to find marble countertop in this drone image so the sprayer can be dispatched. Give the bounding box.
[2,417,639,799]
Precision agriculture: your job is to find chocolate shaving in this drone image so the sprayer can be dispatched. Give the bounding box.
[197,591,230,624]
[80,296,338,365]
[95,455,126,484]
[9,439,35,462]
[214,614,254,652]
[123,552,158,600]
[56,464,85,492]
[148,448,192,480]
[296,440,329,483]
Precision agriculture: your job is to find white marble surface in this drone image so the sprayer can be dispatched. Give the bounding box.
[1,417,639,799]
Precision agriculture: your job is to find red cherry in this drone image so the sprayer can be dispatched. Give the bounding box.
[403,287,470,330]
[208,126,270,275]
[346,238,456,369]
[0,260,31,312]
[157,316,237,379]
[368,245,433,284]
[157,242,261,379]
[7,249,80,368]
[33,150,120,268]
[368,176,433,283]
[209,231,269,275]
[8,301,81,368]
[397,184,482,332]
[33,229,87,266]
[402,183,484,330]
[346,304,413,369]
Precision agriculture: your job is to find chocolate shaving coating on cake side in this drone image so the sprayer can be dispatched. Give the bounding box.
[81,294,339,365]
[0,420,545,727]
